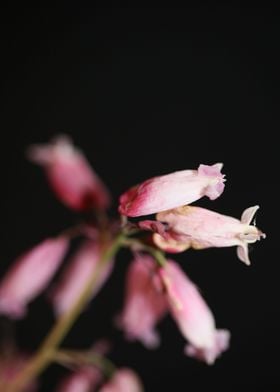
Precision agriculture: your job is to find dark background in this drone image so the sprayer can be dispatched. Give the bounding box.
[0,3,277,391]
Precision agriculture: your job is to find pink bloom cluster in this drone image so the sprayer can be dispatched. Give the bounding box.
[0,136,265,390]
[118,162,265,363]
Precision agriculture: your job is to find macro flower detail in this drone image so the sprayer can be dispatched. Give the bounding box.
[116,255,168,348]
[118,163,225,217]
[50,239,114,316]
[99,368,143,392]
[149,205,265,265]
[158,260,230,364]
[0,237,69,319]
[27,135,111,211]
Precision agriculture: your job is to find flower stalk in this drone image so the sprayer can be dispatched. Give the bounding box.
[6,234,124,392]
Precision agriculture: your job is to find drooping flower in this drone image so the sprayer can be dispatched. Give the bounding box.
[151,205,265,265]
[0,237,69,319]
[115,255,168,349]
[99,368,143,392]
[50,239,114,316]
[118,163,225,217]
[158,260,230,364]
[27,135,111,211]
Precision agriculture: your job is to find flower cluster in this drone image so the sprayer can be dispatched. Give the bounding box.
[0,136,265,391]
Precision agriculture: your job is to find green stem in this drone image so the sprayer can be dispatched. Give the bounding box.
[6,234,125,392]
[54,350,116,378]
[123,238,167,267]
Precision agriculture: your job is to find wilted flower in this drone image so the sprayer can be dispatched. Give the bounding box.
[0,237,69,319]
[27,135,111,211]
[119,163,225,217]
[116,255,167,348]
[158,260,230,364]
[50,239,114,316]
[151,205,265,265]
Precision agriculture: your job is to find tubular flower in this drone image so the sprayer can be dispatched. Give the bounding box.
[0,237,69,319]
[27,135,111,211]
[151,205,265,265]
[116,255,168,349]
[50,240,114,316]
[158,260,230,364]
[99,368,143,392]
[118,163,225,217]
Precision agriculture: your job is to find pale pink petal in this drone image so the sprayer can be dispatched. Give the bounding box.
[153,205,265,264]
[118,163,225,217]
[158,261,229,364]
[55,368,101,392]
[153,233,192,253]
[0,237,69,319]
[241,205,259,224]
[185,329,230,365]
[99,368,143,392]
[116,256,167,349]
[237,244,250,265]
[27,135,111,211]
[50,240,114,316]
[197,163,225,200]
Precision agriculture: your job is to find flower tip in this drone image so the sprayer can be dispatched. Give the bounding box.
[213,162,224,171]
[237,246,251,266]
[198,162,224,178]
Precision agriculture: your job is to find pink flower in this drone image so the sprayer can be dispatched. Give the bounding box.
[152,205,265,265]
[0,237,69,319]
[27,135,111,211]
[55,367,102,392]
[116,255,167,348]
[118,163,225,217]
[50,240,114,316]
[0,352,37,391]
[99,368,143,392]
[158,261,230,364]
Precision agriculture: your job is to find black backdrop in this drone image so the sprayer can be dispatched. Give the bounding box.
[0,3,277,391]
